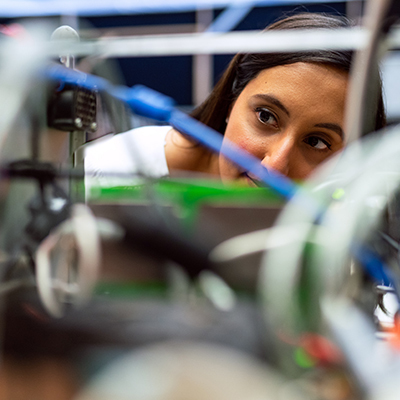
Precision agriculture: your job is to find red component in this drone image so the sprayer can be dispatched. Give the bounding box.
[0,23,27,38]
[300,333,343,365]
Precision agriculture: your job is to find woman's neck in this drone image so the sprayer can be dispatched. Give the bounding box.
[165,128,220,177]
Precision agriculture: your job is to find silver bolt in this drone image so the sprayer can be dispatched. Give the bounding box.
[74,117,83,128]
[90,122,97,131]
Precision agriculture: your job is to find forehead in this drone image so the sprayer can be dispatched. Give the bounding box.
[240,62,348,107]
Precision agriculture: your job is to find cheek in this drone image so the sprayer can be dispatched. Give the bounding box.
[224,121,265,158]
[218,141,241,179]
[218,131,266,180]
[218,133,249,180]
[236,138,251,151]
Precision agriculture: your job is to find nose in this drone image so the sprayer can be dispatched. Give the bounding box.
[260,137,294,177]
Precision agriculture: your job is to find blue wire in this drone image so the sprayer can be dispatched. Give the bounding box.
[168,109,297,199]
[0,0,360,18]
[45,64,298,199]
[205,3,255,33]
[351,244,393,287]
[46,64,400,303]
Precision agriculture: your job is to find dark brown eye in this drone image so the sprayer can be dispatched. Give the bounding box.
[256,108,278,128]
[305,136,331,150]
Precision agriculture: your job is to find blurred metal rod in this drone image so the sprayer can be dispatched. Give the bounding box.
[0,0,364,18]
[46,27,373,58]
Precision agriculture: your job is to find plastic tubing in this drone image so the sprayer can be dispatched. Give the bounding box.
[45,64,298,200]
[115,83,298,200]
[45,64,397,335]
[168,109,298,199]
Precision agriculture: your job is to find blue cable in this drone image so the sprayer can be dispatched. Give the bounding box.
[352,244,392,287]
[45,64,298,199]
[168,109,297,199]
[0,0,359,18]
[205,2,255,33]
[46,64,400,303]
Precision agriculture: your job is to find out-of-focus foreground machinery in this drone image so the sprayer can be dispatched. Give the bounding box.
[2,1,400,399]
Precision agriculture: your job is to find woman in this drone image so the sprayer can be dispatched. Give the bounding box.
[85,12,386,187]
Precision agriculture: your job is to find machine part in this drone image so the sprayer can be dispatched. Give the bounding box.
[47,82,97,133]
[345,0,396,142]
[35,203,101,317]
[259,123,400,378]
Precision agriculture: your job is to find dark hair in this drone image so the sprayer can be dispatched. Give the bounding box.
[190,12,386,136]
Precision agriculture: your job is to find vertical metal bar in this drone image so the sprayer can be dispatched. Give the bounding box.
[346,0,364,23]
[192,9,213,107]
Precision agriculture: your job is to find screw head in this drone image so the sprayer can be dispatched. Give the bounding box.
[74,118,83,128]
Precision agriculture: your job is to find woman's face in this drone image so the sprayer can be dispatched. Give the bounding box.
[219,62,348,184]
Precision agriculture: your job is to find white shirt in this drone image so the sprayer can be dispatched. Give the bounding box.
[84,125,171,193]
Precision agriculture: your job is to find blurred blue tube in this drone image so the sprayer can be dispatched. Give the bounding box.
[46,65,298,199]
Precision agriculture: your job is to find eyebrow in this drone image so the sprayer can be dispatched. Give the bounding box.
[252,94,290,117]
[314,123,344,139]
